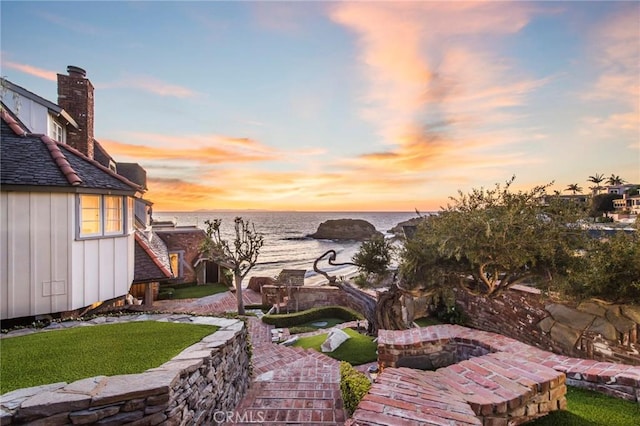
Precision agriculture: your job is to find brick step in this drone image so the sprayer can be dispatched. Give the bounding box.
[351,352,567,426]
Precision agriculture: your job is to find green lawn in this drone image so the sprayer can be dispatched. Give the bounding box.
[530,386,640,425]
[170,283,229,299]
[292,328,377,365]
[1,321,218,394]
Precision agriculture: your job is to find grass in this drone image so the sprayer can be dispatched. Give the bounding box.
[170,283,229,299]
[292,328,377,365]
[0,321,218,394]
[530,386,640,425]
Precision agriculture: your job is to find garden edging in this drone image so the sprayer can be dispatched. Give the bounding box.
[0,314,250,426]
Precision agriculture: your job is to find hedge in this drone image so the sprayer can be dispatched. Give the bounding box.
[261,306,363,328]
[340,361,371,416]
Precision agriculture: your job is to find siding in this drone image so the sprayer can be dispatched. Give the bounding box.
[1,191,135,320]
[1,192,71,319]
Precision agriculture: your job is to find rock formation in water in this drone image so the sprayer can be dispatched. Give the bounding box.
[308,219,383,241]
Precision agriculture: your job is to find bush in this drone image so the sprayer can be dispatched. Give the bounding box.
[157,287,175,300]
[340,362,371,416]
[261,306,363,328]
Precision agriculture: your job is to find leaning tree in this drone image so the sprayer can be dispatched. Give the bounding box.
[201,217,264,315]
[399,177,584,301]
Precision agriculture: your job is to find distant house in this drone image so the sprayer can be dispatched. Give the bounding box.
[0,66,172,320]
[152,221,230,286]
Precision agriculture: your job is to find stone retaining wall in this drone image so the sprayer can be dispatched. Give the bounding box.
[378,324,640,402]
[454,285,640,365]
[0,315,251,425]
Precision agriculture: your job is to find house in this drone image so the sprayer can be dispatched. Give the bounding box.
[1,105,141,320]
[152,220,230,286]
[0,66,173,321]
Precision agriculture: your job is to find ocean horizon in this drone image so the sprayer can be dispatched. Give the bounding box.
[153,210,421,285]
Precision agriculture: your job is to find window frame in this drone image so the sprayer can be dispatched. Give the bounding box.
[77,194,129,240]
[49,119,64,143]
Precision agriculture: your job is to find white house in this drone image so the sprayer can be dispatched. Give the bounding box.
[1,106,142,320]
[0,66,173,321]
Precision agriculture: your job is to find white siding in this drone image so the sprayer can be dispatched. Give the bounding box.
[5,90,49,134]
[1,192,71,319]
[70,227,133,310]
[1,191,135,320]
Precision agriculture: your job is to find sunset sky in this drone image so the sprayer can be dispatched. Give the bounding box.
[2,1,638,212]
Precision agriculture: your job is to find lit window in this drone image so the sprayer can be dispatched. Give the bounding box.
[169,253,180,278]
[104,196,123,234]
[50,121,63,143]
[80,195,102,236]
[78,194,127,239]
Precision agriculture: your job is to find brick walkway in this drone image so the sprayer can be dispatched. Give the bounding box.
[143,290,350,424]
[143,288,263,314]
[228,317,347,425]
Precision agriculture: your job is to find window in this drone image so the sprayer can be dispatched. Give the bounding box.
[169,253,180,278]
[49,121,63,143]
[78,194,127,238]
[80,195,101,236]
[104,195,123,234]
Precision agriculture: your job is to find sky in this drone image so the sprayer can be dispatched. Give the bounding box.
[1,1,639,212]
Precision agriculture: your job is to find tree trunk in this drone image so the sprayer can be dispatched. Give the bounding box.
[235,272,245,315]
[331,281,378,334]
[375,284,408,331]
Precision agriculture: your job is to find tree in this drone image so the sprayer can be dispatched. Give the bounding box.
[558,232,640,304]
[399,177,584,297]
[587,173,605,195]
[352,235,395,285]
[606,174,625,186]
[565,183,582,195]
[201,217,264,315]
[589,193,622,218]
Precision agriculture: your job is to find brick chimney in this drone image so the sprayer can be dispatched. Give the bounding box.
[57,66,94,159]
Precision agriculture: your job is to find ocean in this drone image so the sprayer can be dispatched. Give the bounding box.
[153,211,420,285]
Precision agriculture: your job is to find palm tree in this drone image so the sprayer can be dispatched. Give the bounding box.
[587,173,605,195]
[565,183,582,195]
[606,174,625,186]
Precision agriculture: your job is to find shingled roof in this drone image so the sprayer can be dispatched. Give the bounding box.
[1,107,141,194]
[133,230,173,283]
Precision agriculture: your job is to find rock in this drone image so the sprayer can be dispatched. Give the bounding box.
[308,219,383,241]
[605,306,635,333]
[587,317,618,341]
[576,300,607,317]
[549,322,581,351]
[320,328,350,352]
[621,305,640,325]
[545,304,595,330]
[388,217,425,238]
[280,336,299,346]
[537,317,555,333]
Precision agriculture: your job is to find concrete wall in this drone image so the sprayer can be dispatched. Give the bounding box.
[0,316,251,425]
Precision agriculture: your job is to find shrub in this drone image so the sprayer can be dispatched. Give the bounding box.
[157,287,175,300]
[340,362,371,416]
[261,306,363,328]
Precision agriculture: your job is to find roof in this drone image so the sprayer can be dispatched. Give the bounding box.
[133,230,173,283]
[1,78,79,129]
[1,107,142,194]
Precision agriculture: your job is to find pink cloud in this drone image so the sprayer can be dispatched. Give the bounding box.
[98,76,197,98]
[2,61,57,81]
[329,1,543,144]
